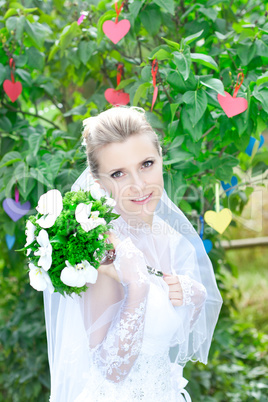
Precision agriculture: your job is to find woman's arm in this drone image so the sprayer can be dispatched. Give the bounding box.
[89,237,150,383]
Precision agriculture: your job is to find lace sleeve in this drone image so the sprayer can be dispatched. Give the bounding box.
[177,274,207,328]
[91,237,150,383]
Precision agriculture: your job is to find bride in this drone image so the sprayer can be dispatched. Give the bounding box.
[43,106,222,401]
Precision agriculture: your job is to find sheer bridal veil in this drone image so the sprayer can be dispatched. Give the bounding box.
[43,128,222,401]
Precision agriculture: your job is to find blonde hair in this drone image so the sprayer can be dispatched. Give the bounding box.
[82,105,162,179]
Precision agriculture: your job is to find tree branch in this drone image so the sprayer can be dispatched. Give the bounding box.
[1,101,61,129]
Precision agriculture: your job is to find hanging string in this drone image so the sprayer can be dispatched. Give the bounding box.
[215,182,220,213]
[117,63,124,87]
[115,1,125,24]
[15,184,19,203]
[233,72,244,98]
[151,58,158,111]
[199,216,204,240]
[9,58,15,84]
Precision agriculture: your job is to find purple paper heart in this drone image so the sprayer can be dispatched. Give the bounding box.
[3,198,31,221]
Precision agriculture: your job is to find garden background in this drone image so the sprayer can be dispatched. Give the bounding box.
[0,0,268,401]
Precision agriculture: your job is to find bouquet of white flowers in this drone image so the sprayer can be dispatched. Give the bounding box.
[21,181,120,296]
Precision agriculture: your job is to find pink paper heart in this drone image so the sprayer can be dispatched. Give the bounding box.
[217,91,248,118]
[3,80,22,102]
[103,19,131,44]
[105,88,130,106]
[3,198,31,221]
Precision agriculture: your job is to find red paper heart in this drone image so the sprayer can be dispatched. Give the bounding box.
[3,79,22,102]
[105,88,130,106]
[103,19,131,44]
[217,91,248,118]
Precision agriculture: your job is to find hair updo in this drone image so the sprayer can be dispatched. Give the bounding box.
[82,105,162,179]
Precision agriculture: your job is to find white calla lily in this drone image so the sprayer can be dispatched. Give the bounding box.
[36,189,63,228]
[60,260,98,287]
[75,203,106,232]
[29,263,54,293]
[89,182,107,200]
[34,229,52,271]
[105,197,117,207]
[75,202,93,224]
[25,220,36,256]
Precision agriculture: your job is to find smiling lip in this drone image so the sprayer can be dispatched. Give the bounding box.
[131,192,153,204]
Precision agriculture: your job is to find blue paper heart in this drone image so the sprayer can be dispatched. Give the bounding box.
[245,135,265,156]
[5,234,15,250]
[203,239,213,254]
[221,176,238,197]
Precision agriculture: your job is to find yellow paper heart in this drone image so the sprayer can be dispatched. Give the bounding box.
[204,208,232,234]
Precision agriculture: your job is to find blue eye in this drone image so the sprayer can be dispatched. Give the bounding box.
[111,160,154,179]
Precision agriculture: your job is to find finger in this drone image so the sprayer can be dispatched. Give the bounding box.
[171,299,183,307]
[163,276,180,285]
[168,283,182,292]
[169,291,183,300]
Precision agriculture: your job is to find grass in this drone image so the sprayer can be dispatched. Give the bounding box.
[223,176,268,334]
[225,246,268,334]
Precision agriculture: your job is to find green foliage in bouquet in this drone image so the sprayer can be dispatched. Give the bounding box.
[21,189,120,296]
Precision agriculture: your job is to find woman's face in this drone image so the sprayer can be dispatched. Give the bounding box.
[95,133,164,227]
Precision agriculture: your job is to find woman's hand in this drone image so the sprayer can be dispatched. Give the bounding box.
[163,273,183,307]
[97,231,122,283]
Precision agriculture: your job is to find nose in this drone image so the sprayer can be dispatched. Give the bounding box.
[129,172,147,195]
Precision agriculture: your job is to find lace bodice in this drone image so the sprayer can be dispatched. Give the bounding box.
[75,275,193,402]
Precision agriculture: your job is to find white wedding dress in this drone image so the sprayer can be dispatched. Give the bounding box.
[46,213,219,402]
[75,273,192,402]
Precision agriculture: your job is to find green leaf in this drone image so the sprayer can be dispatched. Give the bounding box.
[0,63,6,86]
[59,22,81,52]
[256,38,268,57]
[199,7,218,21]
[182,89,207,127]
[4,8,18,19]
[183,29,204,45]
[0,116,12,132]
[149,48,171,61]
[256,72,268,86]
[26,47,45,70]
[191,53,219,71]
[181,106,204,141]
[78,41,95,65]
[140,5,162,36]
[129,0,145,19]
[153,0,174,15]
[63,105,87,117]
[28,133,44,156]
[24,19,51,48]
[133,82,150,106]
[16,68,32,86]
[252,88,268,114]
[173,47,191,81]
[200,77,225,95]
[116,78,136,90]
[161,37,180,51]
[167,70,197,93]
[163,150,191,165]
[237,43,257,66]
[0,151,22,168]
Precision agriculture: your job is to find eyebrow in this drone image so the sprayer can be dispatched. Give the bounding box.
[108,157,155,174]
